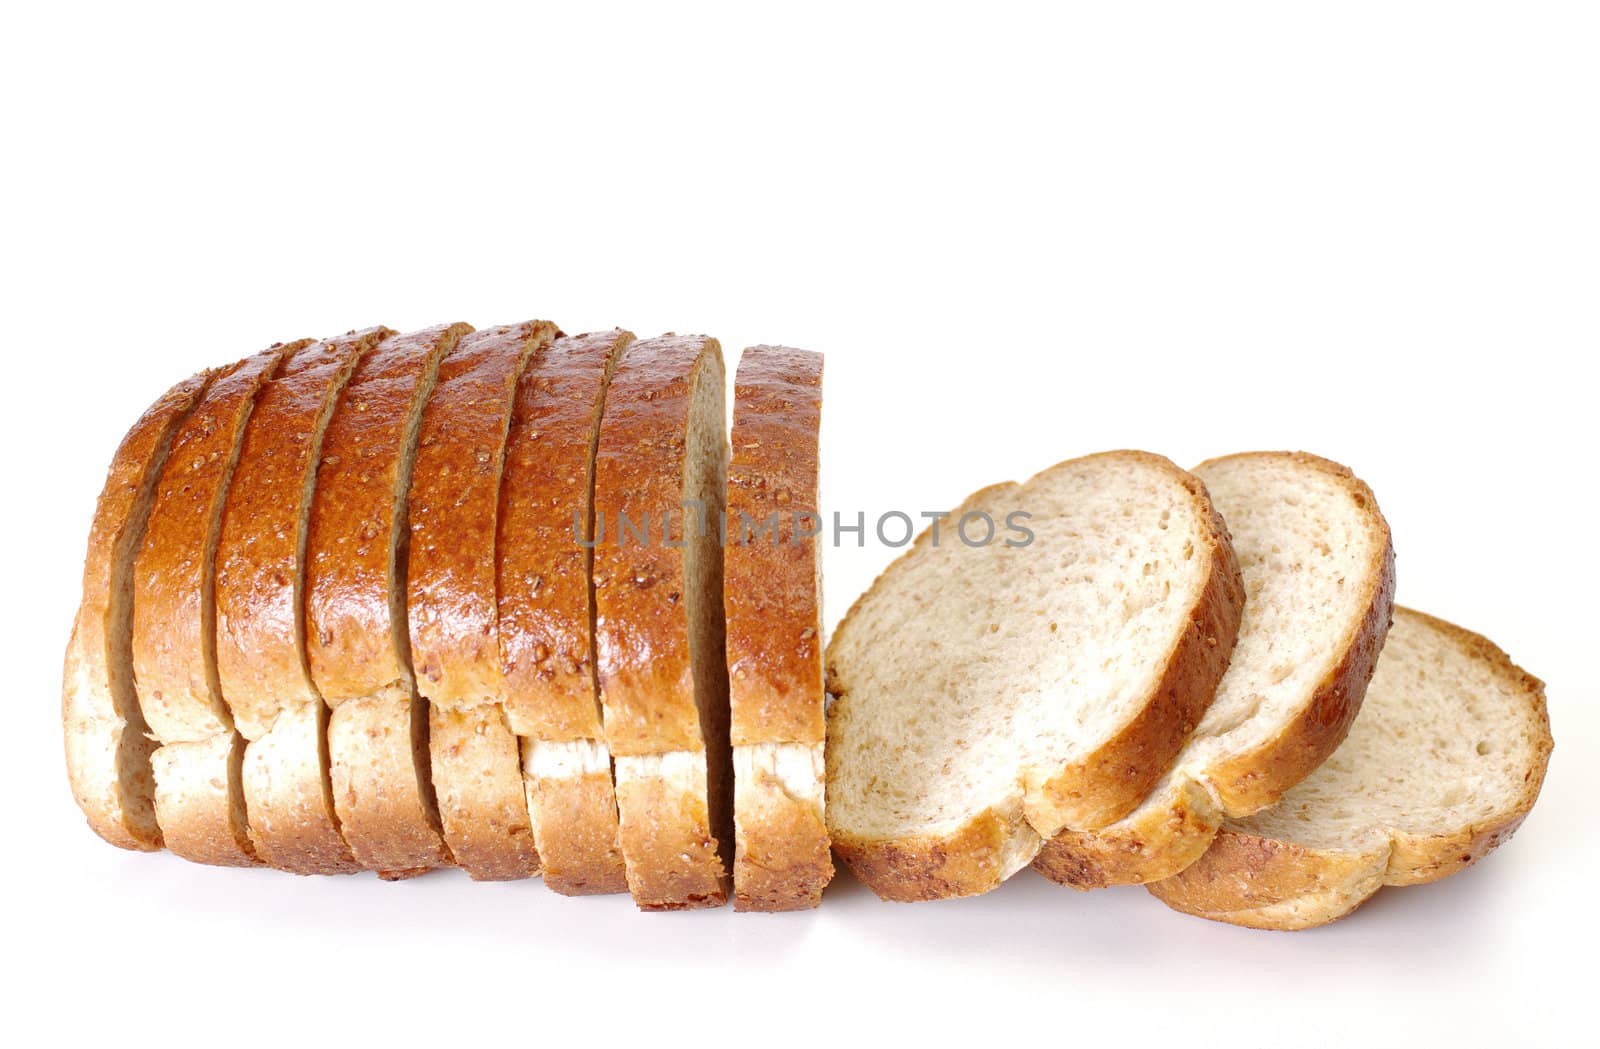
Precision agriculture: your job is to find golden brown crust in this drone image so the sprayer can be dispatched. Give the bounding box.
[521,748,629,896]
[1148,607,1554,930]
[499,330,632,739]
[305,325,471,702]
[329,690,452,876]
[732,752,832,911]
[63,368,214,851]
[613,757,729,910]
[133,343,303,744]
[408,321,558,708]
[725,346,825,747]
[152,733,260,867]
[1024,460,1245,833]
[1199,452,1397,814]
[830,803,1036,903]
[593,335,721,757]
[216,328,392,740]
[1034,452,1394,887]
[430,705,539,880]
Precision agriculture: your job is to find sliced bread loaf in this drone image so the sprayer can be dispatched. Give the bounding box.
[132,341,304,865]
[63,367,215,851]
[825,451,1245,901]
[407,320,557,880]
[1148,607,1553,929]
[1034,452,1394,888]
[498,329,634,896]
[593,335,733,910]
[214,328,391,874]
[306,324,470,878]
[723,345,832,911]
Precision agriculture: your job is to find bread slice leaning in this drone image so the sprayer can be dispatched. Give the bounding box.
[1148,607,1553,930]
[593,335,733,910]
[213,327,392,874]
[498,329,634,896]
[723,346,832,911]
[407,320,558,881]
[132,341,305,865]
[306,324,470,878]
[1034,452,1395,888]
[825,451,1245,901]
[63,368,215,851]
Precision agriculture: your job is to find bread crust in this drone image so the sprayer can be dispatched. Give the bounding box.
[497,329,633,895]
[305,325,469,876]
[406,321,555,880]
[241,703,359,874]
[594,336,732,908]
[826,451,1244,902]
[1034,451,1394,888]
[63,368,213,851]
[152,733,258,867]
[1147,607,1554,929]
[724,346,832,910]
[133,343,302,744]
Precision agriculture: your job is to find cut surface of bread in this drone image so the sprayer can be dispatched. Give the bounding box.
[1148,607,1553,930]
[305,324,470,877]
[497,329,633,895]
[723,345,832,911]
[133,342,305,865]
[63,368,214,851]
[407,320,556,880]
[1035,452,1395,888]
[825,451,1245,901]
[593,335,733,910]
[215,328,390,874]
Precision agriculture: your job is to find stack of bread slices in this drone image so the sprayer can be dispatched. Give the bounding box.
[62,318,1553,927]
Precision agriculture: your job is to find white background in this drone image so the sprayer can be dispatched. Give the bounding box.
[3,2,1596,1043]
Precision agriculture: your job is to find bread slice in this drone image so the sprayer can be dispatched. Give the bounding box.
[63,368,215,851]
[305,324,469,879]
[132,341,305,865]
[214,327,392,874]
[825,451,1245,901]
[723,345,832,911]
[1148,607,1553,929]
[1034,452,1395,888]
[407,320,558,881]
[498,329,633,896]
[593,335,733,910]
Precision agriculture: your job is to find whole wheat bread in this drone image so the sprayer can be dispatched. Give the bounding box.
[132,342,303,865]
[305,324,469,878]
[723,346,832,911]
[1034,452,1394,888]
[215,328,391,874]
[1148,607,1552,929]
[825,451,1245,901]
[63,367,214,851]
[498,330,633,896]
[407,321,557,880]
[593,335,733,910]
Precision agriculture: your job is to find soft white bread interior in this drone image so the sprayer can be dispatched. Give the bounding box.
[825,451,1245,901]
[1035,452,1394,888]
[723,345,832,911]
[1148,607,1553,930]
[63,368,214,851]
[594,335,732,910]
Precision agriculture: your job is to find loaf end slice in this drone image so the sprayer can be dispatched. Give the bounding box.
[1147,607,1553,929]
[825,451,1244,901]
[1035,452,1395,888]
[63,368,214,851]
[724,345,832,911]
